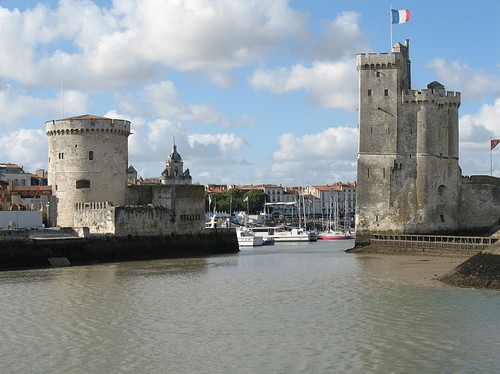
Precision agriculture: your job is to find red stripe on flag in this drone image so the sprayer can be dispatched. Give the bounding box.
[405,10,411,22]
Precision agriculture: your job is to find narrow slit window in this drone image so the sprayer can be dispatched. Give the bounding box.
[89,151,94,160]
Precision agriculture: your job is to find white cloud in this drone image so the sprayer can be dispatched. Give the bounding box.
[140,81,231,125]
[128,117,185,161]
[0,1,308,89]
[123,0,306,71]
[273,126,357,161]
[263,126,358,184]
[247,10,366,110]
[460,99,500,150]
[312,11,368,60]
[0,128,47,170]
[250,60,357,110]
[0,89,88,126]
[427,58,500,99]
[187,133,245,155]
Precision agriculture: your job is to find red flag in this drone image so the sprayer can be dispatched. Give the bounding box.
[491,139,500,150]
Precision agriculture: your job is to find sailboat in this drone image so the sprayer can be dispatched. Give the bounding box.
[318,195,352,240]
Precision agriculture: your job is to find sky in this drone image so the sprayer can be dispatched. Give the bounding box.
[0,0,499,186]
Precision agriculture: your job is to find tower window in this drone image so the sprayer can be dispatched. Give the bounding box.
[76,180,91,189]
[383,168,386,179]
[89,151,94,160]
[58,153,64,159]
[367,89,372,96]
[376,72,380,77]
[384,89,389,96]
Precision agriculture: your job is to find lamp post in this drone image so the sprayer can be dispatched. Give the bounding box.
[45,202,50,228]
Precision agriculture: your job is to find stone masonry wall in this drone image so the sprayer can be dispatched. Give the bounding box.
[458,176,500,234]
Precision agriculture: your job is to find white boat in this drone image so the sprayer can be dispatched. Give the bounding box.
[236,227,265,247]
[251,226,317,242]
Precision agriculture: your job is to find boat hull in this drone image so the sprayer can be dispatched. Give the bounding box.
[252,227,317,242]
[238,236,265,247]
[318,232,352,240]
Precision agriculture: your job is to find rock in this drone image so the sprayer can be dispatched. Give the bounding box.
[440,251,500,290]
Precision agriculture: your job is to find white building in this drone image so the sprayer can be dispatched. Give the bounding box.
[0,163,31,186]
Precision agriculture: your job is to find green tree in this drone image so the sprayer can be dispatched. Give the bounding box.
[245,190,268,214]
[205,189,268,214]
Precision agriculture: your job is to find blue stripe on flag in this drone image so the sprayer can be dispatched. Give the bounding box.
[391,9,400,24]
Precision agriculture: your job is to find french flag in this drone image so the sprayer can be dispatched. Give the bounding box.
[391,9,411,24]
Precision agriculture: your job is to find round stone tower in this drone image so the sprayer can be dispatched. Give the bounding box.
[46,114,131,227]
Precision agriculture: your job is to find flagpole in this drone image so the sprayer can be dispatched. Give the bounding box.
[390,5,393,49]
[60,81,64,119]
[491,137,493,176]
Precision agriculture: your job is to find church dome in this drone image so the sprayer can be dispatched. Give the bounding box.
[168,143,182,162]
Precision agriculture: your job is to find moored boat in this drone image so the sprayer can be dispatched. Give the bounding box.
[318,230,352,240]
[251,226,317,242]
[236,227,265,247]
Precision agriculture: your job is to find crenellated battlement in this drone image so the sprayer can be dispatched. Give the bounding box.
[356,52,404,70]
[46,115,130,137]
[75,201,113,210]
[402,89,461,105]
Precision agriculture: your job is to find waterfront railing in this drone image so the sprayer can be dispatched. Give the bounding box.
[370,233,497,254]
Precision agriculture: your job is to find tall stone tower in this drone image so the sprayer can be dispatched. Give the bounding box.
[46,114,131,227]
[355,40,461,244]
[160,141,192,185]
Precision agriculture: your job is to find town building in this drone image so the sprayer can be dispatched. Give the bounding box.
[0,164,50,214]
[306,182,356,228]
[0,163,31,187]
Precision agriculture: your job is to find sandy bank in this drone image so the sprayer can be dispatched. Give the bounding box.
[353,253,469,287]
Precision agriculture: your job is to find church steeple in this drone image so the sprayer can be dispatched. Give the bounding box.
[160,140,192,185]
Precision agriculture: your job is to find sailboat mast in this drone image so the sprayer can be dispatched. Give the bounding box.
[303,192,307,229]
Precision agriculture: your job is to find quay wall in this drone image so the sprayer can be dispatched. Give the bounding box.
[350,234,496,256]
[0,229,30,241]
[0,229,238,271]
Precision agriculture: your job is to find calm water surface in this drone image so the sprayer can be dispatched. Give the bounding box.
[0,240,498,373]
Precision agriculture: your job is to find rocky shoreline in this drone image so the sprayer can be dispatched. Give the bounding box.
[439,248,500,290]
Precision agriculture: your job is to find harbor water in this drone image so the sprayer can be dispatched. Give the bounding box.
[0,240,499,373]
